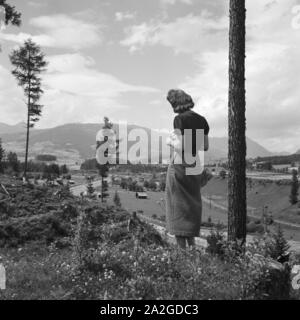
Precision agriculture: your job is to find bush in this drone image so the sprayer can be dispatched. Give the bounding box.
[113,191,121,207]
[204,228,292,299]
[0,183,81,247]
[265,227,290,260]
[247,222,264,234]
[206,228,225,256]
[0,212,71,247]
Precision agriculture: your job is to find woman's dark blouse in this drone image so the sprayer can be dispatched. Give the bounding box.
[173,110,209,156]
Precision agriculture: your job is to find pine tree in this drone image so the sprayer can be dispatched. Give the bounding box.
[96,117,118,203]
[9,39,47,178]
[228,0,247,244]
[113,190,121,207]
[0,139,5,173]
[219,170,226,180]
[60,164,69,175]
[290,169,299,205]
[7,151,19,173]
[0,0,21,51]
[0,0,21,26]
[268,226,290,260]
[86,176,95,198]
[99,165,109,202]
[160,180,166,192]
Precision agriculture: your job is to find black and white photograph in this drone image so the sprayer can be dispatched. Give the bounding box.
[0,0,300,306]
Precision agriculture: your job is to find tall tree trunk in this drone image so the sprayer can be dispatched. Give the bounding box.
[228,0,247,243]
[24,50,31,179]
[101,175,104,203]
[24,86,30,179]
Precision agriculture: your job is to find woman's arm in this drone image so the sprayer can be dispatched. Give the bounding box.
[204,135,209,151]
[203,117,209,151]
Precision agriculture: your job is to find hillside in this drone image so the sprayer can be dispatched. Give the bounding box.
[202,177,300,229]
[206,136,273,160]
[256,153,300,165]
[0,122,27,135]
[0,176,292,300]
[0,122,274,164]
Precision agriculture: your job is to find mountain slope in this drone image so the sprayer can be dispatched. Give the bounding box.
[0,122,274,163]
[206,136,273,160]
[0,122,26,135]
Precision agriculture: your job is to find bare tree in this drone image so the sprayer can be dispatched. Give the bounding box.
[228,0,247,244]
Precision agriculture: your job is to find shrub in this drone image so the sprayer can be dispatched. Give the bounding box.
[0,212,71,247]
[241,251,290,300]
[113,191,121,207]
[206,228,225,256]
[159,216,166,222]
[205,228,291,299]
[265,227,290,260]
[219,170,226,179]
[247,222,264,234]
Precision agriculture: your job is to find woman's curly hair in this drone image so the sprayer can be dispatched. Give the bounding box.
[167,89,194,113]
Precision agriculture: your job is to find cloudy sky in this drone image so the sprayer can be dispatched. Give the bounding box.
[0,0,300,153]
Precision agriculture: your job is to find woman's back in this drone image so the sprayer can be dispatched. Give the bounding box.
[174,110,209,156]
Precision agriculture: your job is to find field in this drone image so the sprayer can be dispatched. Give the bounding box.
[108,181,300,243]
[202,177,300,224]
[110,187,227,225]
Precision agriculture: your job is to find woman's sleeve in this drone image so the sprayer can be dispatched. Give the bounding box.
[204,118,210,135]
[173,115,183,131]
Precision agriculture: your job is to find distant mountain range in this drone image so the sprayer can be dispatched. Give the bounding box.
[0,122,27,135]
[0,122,284,164]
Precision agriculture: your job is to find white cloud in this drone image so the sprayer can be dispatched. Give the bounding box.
[121,12,227,54]
[45,53,158,98]
[115,11,136,22]
[121,22,158,53]
[0,53,159,128]
[46,53,95,73]
[0,65,25,124]
[28,1,47,8]
[160,0,193,5]
[0,14,103,50]
[178,50,228,137]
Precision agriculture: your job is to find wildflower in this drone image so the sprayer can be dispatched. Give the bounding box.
[100,250,106,257]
